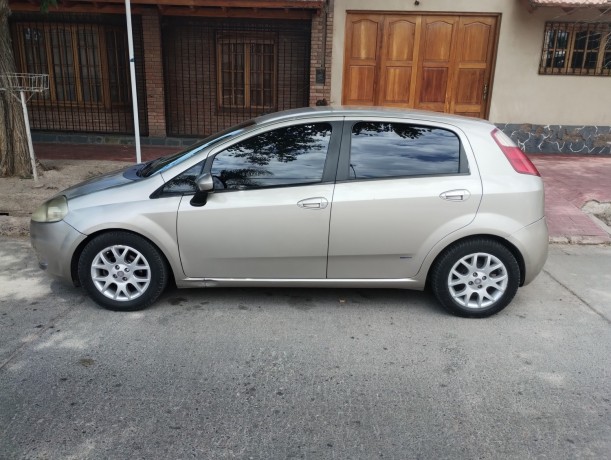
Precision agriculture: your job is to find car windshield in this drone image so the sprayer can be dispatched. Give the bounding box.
[138,120,256,178]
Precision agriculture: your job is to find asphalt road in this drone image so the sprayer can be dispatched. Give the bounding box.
[1,237,610,459]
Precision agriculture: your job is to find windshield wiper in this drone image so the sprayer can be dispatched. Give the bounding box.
[137,158,163,178]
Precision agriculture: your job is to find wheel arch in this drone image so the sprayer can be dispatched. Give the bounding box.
[425,234,526,289]
[70,229,176,288]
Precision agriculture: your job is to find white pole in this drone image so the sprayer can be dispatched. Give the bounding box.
[20,90,38,181]
[125,0,142,164]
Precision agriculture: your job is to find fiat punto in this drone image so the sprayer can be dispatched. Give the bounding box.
[30,107,548,317]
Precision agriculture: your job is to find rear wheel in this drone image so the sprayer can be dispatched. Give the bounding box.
[78,231,168,311]
[431,239,520,317]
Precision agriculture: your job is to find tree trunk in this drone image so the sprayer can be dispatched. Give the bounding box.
[0,0,31,178]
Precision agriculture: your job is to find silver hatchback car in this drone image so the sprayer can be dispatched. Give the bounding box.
[30,107,548,317]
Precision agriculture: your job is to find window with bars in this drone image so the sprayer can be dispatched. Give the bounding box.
[217,34,277,110]
[540,22,611,76]
[14,23,130,105]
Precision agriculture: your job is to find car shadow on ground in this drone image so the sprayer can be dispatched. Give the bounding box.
[151,284,447,317]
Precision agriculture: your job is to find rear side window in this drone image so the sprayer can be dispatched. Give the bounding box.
[349,122,461,180]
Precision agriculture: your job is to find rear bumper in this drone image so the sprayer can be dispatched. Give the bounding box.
[508,217,549,285]
[30,220,86,282]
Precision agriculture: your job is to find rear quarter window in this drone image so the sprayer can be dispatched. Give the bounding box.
[349,122,462,180]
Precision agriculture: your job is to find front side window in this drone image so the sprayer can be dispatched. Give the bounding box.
[540,22,611,76]
[15,23,130,105]
[211,123,332,190]
[348,122,461,179]
[217,33,276,110]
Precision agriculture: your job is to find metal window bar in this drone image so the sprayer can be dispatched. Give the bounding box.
[163,17,311,137]
[9,13,148,135]
[540,21,611,76]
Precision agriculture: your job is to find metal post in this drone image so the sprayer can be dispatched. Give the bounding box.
[125,0,142,164]
[20,90,38,181]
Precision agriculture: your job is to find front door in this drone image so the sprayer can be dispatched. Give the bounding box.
[176,121,340,279]
[342,13,498,118]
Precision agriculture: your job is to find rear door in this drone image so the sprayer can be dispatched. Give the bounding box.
[327,118,482,279]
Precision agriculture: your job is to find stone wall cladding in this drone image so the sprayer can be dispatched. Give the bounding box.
[497,124,611,155]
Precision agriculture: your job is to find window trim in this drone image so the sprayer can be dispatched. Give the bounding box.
[13,22,130,107]
[539,21,611,76]
[216,32,278,111]
[335,120,468,183]
[203,119,343,192]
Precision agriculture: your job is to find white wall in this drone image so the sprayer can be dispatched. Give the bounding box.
[331,0,611,125]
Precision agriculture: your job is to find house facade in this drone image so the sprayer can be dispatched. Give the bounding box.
[332,0,611,154]
[6,0,611,153]
[7,0,332,145]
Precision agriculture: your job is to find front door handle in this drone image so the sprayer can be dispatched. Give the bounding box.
[297,197,329,210]
[440,189,471,201]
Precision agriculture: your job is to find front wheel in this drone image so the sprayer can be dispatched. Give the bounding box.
[430,239,520,317]
[78,231,168,311]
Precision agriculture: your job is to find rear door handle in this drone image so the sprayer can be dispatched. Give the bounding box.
[440,189,471,201]
[297,197,328,210]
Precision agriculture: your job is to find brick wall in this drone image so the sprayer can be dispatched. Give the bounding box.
[141,10,166,137]
[309,5,333,106]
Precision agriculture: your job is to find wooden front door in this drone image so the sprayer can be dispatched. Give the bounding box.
[342,13,498,118]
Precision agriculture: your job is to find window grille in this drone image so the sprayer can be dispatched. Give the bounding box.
[163,18,311,137]
[540,22,611,76]
[10,13,148,135]
[217,34,277,110]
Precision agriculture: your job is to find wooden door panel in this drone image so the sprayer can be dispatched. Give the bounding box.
[386,18,416,61]
[343,13,498,118]
[343,15,382,105]
[460,21,493,62]
[419,68,448,104]
[350,19,379,60]
[378,16,419,107]
[422,19,454,61]
[382,67,412,103]
[450,16,497,117]
[346,66,376,103]
[455,68,485,104]
[415,16,457,112]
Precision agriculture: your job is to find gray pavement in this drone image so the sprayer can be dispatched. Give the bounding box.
[1,237,610,459]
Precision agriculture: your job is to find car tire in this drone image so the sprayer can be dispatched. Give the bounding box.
[430,238,520,318]
[78,231,168,311]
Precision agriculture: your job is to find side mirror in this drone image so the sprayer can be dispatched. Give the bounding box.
[190,173,214,207]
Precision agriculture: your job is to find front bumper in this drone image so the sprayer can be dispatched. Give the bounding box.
[30,219,87,282]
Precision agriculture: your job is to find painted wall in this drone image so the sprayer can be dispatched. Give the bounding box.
[331,0,611,126]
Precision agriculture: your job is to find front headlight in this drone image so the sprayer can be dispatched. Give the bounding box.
[31,195,69,223]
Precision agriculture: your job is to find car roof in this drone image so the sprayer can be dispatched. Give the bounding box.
[254,106,494,130]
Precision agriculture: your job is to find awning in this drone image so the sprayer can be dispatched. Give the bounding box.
[528,0,610,6]
[8,0,325,18]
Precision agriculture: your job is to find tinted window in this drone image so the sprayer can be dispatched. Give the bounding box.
[349,122,461,179]
[211,123,332,190]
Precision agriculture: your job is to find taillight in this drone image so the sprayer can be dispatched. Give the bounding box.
[491,128,540,176]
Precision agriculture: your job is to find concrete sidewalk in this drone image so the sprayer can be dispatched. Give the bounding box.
[34,143,611,244]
